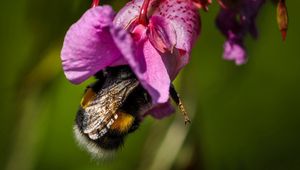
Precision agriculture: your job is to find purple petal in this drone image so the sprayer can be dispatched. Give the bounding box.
[216,9,241,38]
[61,6,122,84]
[216,0,265,65]
[144,101,175,119]
[240,0,265,38]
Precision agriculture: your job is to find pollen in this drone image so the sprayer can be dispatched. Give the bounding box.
[111,112,135,133]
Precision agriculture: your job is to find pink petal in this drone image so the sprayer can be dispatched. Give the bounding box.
[61,6,122,84]
[197,0,212,10]
[148,15,177,53]
[114,0,200,55]
[109,25,137,67]
[113,0,143,30]
[152,0,201,54]
[223,40,247,65]
[111,27,170,104]
[136,39,171,104]
[144,101,175,119]
[160,49,185,80]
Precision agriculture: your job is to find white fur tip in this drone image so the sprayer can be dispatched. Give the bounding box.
[73,125,116,159]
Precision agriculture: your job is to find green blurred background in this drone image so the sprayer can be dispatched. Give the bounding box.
[0,0,299,170]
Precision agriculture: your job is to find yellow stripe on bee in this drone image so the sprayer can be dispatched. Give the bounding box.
[80,88,96,109]
[111,112,134,133]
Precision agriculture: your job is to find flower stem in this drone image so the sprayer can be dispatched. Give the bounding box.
[91,0,100,8]
[139,0,151,25]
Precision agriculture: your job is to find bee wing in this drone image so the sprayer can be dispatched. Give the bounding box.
[82,79,139,137]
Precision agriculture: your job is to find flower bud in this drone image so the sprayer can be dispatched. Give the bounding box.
[277,0,288,41]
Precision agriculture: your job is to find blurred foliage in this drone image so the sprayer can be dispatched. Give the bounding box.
[0,0,299,170]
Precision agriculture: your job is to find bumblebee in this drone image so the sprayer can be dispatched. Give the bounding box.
[74,66,190,158]
[73,66,151,158]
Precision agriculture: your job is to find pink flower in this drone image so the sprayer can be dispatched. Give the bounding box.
[61,0,200,118]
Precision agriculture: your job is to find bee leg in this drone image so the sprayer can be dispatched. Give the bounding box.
[169,84,191,125]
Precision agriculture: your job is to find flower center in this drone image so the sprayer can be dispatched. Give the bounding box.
[131,24,147,41]
[91,0,100,8]
[138,0,151,26]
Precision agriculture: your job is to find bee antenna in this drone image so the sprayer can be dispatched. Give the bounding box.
[169,84,191,125]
